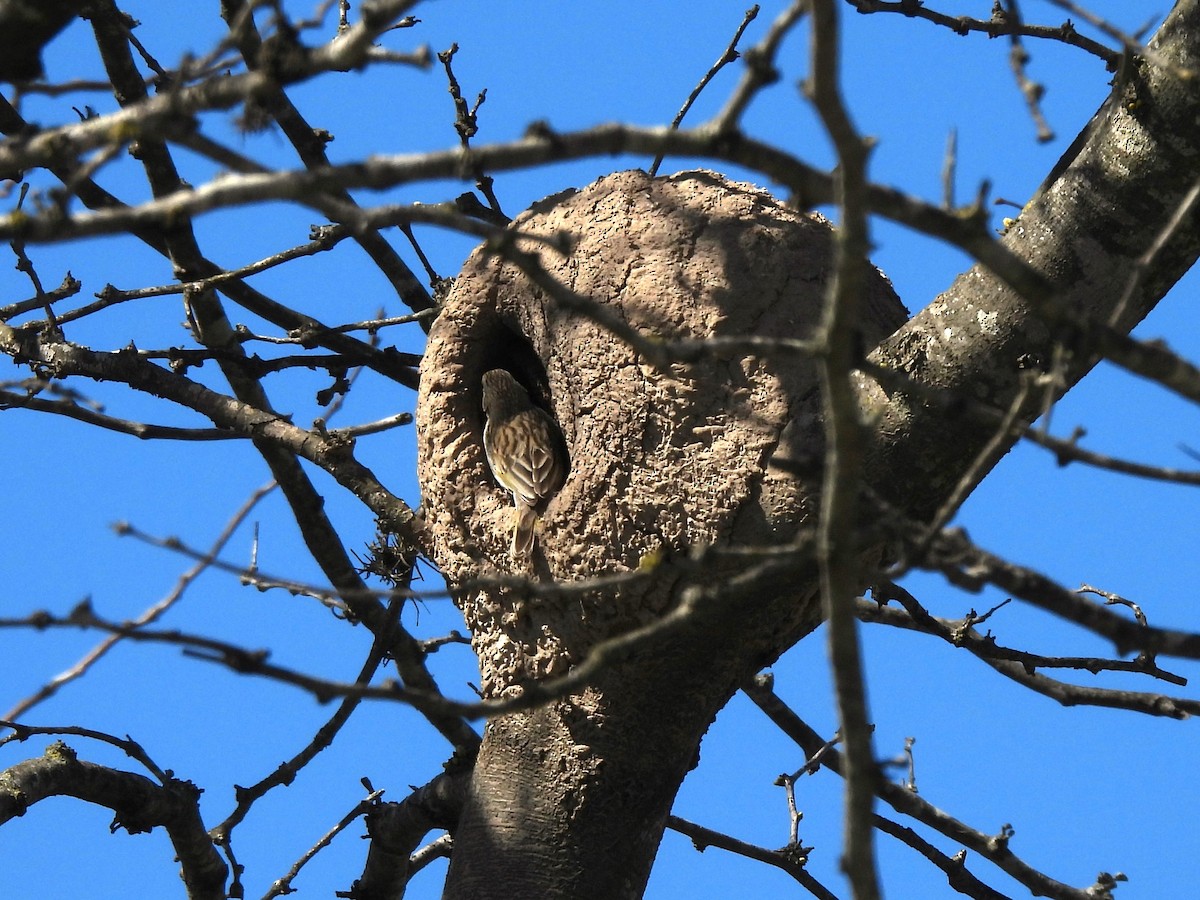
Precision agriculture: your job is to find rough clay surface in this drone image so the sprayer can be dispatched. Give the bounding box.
[416,169,908,694]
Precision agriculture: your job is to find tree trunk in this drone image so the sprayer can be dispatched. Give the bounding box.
[419,170,903,897]
[417,2,1200,887]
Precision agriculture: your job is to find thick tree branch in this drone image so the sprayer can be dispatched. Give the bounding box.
[863,0,1200,521]
[0,741,227,899]
[353,768,470,900]
[0,0,89,81]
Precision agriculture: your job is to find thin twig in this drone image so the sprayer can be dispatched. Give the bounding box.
[1001,0,1055,142]
[212,595,405,843]
[0,721,170,783]
[650,5,760,176]
[711,0,809,132]
[666,815,838,899]
[744,676,1121,900]
[845,0,1118,69]
[3,483,276,721]
[261,789,385,899]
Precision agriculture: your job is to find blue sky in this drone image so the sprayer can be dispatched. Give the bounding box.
[3,2,1198,898]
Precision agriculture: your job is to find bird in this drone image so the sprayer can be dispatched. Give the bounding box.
[480,368,567,558]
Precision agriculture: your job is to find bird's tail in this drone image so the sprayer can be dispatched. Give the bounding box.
[512,505,537,559]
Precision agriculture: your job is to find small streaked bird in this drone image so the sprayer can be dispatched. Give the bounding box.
[481,368,567,558]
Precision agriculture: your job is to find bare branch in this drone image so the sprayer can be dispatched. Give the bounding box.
[872,815,1011,900]
[649,4,761,176]
[807,0,883,894]
[1044,0,1180,74]
[999,0,1055,142]
[711,0,809,132]
[0,721,169,782]
[263,789,385,900]
[859,592,1197,719]
[666,815,838,899]
[843,0,1119,69]
[219,0,436,323]
[744,675,1122,900]
[3,482,276,721]
[0,388,250,440]
[0,322,418,532]
[0,741,227,899]
[916,526,1200,661]
[211,603,400,845]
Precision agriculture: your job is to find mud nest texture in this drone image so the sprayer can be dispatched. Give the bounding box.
[416,169,907,693]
